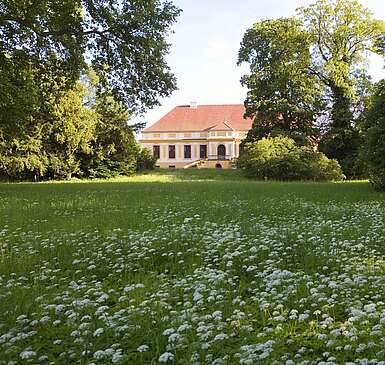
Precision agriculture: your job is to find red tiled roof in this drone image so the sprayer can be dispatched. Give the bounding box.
[143,104,253,132]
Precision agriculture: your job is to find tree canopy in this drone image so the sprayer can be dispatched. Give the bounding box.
[238,18,324,146]
[0,0,181,113]
[239,0,385,177]
[0,0,178,180]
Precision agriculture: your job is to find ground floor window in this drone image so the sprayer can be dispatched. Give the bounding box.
[184,145,191,159]
[200,145,207,159]
[169,145,175,159]
[169,165,175,169]
[153,145,160,159]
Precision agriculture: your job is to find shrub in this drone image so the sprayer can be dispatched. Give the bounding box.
[136,148,156,171]
[237,136,344,181]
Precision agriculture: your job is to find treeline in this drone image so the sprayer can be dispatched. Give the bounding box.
[238,0,385,187]
[0,0,180,181]
[0,65,155,180]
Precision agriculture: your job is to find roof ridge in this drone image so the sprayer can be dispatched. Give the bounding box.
[143,104,253,132]
[176,103,244,107]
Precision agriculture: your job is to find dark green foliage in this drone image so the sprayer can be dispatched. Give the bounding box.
[239,0,385,178]
[362,80,385,190]
[0,0,181,113]
[239,18,324,146]
[136,149,157,171]
[0,0,180,180]
[0,53,47,180]
[0,65,144,181]
[319,127,364,179]
[79,90,139,178]
[237,136,344,181]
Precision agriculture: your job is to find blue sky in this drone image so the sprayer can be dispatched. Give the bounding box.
[138,0,385,127]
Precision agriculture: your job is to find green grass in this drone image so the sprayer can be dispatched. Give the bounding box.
[1,169,385,364]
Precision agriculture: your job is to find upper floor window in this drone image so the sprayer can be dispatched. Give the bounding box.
[184,145,191,159]
[184,133,192,138]
[168,133,176,138]
[153,145,160,159]
[153,133,160,139]
[169,145,176,159]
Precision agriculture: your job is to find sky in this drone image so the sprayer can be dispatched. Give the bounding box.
[135,0,385,128]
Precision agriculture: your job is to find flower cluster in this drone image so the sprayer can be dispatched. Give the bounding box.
[1,192,385,364]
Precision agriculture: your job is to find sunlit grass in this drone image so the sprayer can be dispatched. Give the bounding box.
[0,170,384,364]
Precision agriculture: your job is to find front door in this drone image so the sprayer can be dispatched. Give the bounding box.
[217,144,226,160]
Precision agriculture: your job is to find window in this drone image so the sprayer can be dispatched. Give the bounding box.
[184,133,192,138]
[169,165,175,169]
[217,144,226,159]
[153,145,160,159]
[184,145,191,159]
[168,145,175,159]
[200,145,207,159]
[168,133,176,138]
[153,133,160,138]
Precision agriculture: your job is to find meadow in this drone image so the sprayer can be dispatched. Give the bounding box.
[1,170,385,364]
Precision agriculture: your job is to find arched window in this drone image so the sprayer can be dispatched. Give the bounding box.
[215,163,222,169]
[217,144,226,160]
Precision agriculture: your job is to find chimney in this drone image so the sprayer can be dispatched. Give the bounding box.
[190,101,197,109]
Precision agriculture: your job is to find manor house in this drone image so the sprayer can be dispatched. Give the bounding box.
[139,103,253,168]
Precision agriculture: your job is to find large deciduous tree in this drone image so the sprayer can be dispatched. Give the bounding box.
[0,0,179,180]
[299,0,385,177]
[239,0,385,177]
[0,0,181,113]
[238,18,324,146]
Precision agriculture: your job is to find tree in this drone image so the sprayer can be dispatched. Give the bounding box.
[0,0,180,181]
[80,89,140,178]
[239,0,385,177]
[44,83,98,180]
[0,0,181,113]
[362,80,385,190]
[299,0,385,176]
[238,18,324,146]
[0,52,48,180]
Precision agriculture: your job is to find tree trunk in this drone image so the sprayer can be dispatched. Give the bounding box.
[330,85,353,130]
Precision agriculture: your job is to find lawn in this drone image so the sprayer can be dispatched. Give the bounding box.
[1,170,385,364]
